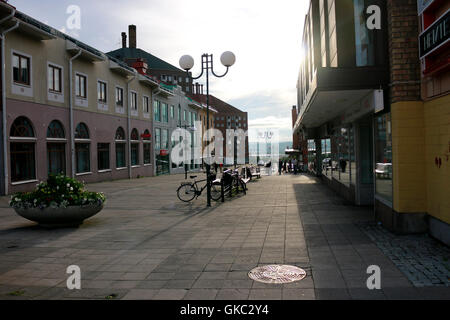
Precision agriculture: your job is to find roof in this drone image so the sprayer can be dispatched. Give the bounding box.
[193,94,247,115]
[107,47,183,73]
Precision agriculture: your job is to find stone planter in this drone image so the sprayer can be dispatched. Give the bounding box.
[14,203,104,228]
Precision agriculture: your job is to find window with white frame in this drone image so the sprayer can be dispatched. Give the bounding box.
[143,96,150,113]
[75,74,87,98]
[13,53,30,85]
[48,64,62,93]
[97,81,107,103]
[116,87,124,106]
[131,91,138,110]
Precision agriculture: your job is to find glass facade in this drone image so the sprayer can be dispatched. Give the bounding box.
[354,0,375,66]
[319,125,356,186]
[321,138,332,178]
[375,113,393,204]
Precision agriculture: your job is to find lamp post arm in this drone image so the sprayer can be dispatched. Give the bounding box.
[211,66,229,78]
[190,69,204,80]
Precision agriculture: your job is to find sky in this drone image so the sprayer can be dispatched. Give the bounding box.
[10,0,309,143]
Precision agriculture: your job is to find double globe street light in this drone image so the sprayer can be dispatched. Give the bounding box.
[179,51,236,207]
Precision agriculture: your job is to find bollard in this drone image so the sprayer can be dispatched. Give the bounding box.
[221,179,225,203]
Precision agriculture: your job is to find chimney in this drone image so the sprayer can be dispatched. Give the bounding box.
[121,32,127,48]
[291,106,298,128]
[129,25,136,48]
[131,58,148,75]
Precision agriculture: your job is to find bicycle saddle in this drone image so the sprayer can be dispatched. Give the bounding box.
[190,176,197,179]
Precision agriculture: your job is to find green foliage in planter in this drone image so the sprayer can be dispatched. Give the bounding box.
[9,174,106,210]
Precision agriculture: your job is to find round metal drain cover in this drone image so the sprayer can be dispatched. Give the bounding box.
[248,265,307,284]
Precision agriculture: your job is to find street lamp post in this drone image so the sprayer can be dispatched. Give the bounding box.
[179,52,236,207]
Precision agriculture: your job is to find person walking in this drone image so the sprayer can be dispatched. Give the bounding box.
[279,159,283,175]
[293,158,298,175]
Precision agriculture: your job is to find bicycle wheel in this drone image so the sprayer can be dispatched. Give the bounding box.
[210,183,222,201]
[240,179,247,195]
[177,183,197,202]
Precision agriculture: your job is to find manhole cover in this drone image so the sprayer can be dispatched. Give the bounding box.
[248,265,307,284]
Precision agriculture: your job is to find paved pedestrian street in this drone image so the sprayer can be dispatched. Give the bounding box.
[0,174,448,300]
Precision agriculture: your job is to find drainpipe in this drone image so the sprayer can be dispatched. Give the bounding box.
[126,71,137,179]
[152,88,161,176]
[1,11,19,195]
[69,49,82,178]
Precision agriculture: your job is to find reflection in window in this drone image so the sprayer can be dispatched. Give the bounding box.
[98,143,110,171]
[10,117,36,182]
[321,139,332,178]
[47,120,66,176]
[75,143,90,174]
[354,0,375,66]
[375,113,393,204]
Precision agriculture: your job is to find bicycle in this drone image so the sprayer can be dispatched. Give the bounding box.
[210,169,247,201]
[177,175,222,203]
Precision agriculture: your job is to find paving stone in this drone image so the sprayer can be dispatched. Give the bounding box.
[216,289,250,300]
[184,289,218,300]
[122,289,158,300]
[248,289,282,300]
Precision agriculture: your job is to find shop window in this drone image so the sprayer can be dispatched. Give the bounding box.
[75,143,90,174]
[321,138,332,178]
[375,113,393,204]
[131,143,139,166]
[115,127,126,170]
[75,123,90,174]
[143,129,151,165]
[10,117,36,182]
[155,128,161,150]
[98,143,110,171]
[47,120,66,176]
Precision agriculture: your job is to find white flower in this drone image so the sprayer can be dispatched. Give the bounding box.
[33,199,37,203]
[70,187,73,191]
[57,186,60,190]
[67,183,70,188]
[15,198,20,202]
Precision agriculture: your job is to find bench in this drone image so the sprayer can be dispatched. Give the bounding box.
[251,167,261,179]
[375,163,392,179]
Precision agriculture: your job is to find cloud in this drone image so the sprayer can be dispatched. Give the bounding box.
[10,0,308,143]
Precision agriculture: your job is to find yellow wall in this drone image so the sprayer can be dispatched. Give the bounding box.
[391,95,450,224]
[424,94,450,224]
[391,101,427,213]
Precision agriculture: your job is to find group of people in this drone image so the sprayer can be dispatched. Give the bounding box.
[278,158,299,175]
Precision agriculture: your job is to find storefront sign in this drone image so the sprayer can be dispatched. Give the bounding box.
[160,149,169,156]
[343,90,384,123]
[419,9,449,59]
[417,0,434,16]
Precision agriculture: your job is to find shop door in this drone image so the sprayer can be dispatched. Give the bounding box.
[156,154,170,176]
